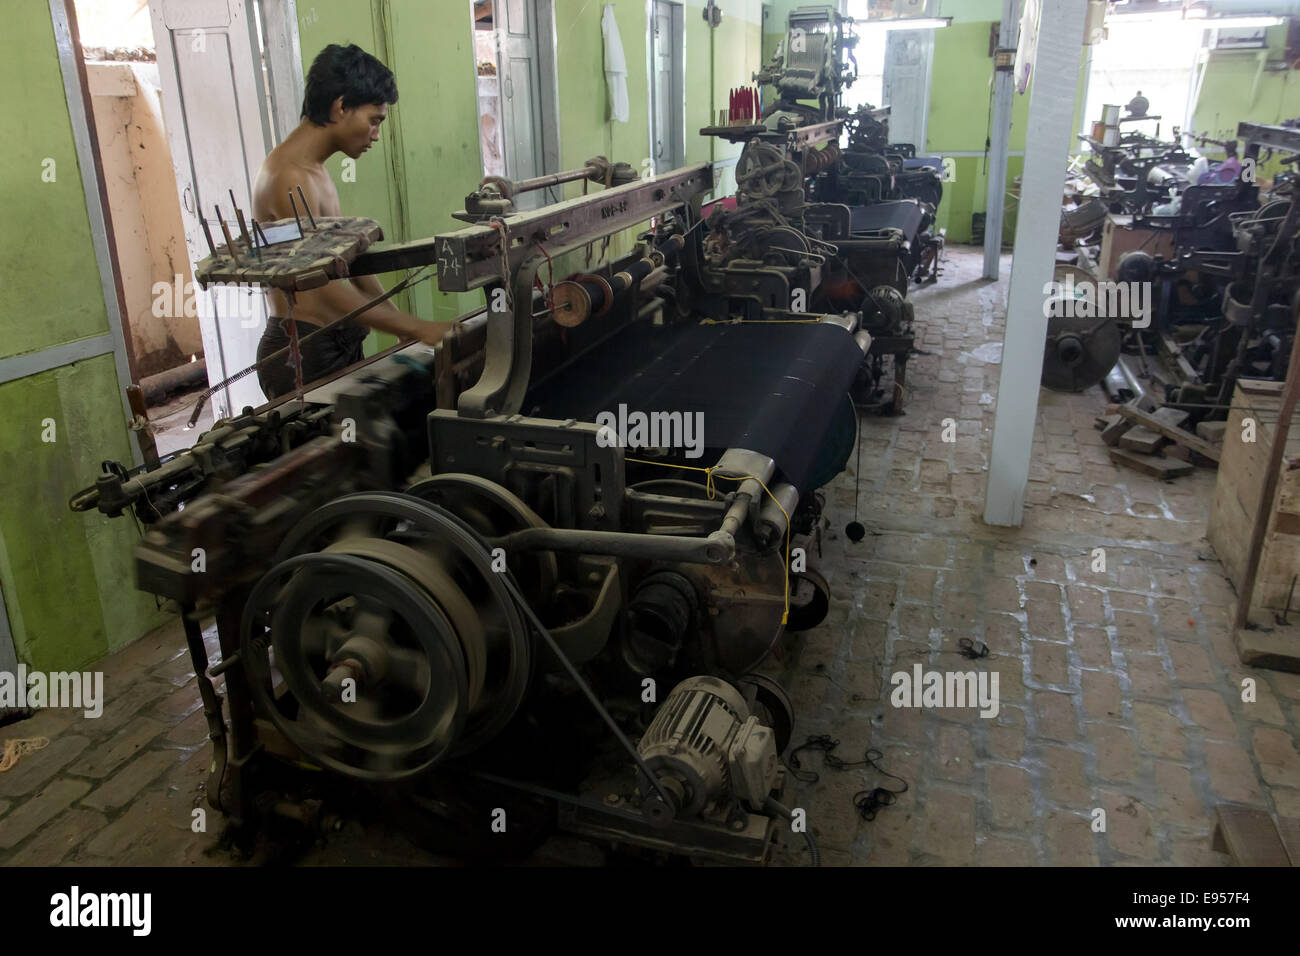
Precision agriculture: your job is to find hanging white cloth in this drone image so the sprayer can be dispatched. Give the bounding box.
[602,4,629,123]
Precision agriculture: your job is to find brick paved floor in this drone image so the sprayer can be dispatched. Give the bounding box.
[766,246,1300,866]
[2,245,1297,866]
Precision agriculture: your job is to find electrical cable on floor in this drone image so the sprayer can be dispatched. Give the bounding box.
[806,662,874,704]
[786,734,909,822]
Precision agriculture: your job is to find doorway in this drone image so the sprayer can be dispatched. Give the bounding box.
[650,0,685,174]
[69,0,303,443]
[471,0,561,207]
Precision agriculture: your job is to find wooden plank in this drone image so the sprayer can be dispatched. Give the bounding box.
[1197,420,1228,442]
[1119,426,1165,454]
[1239,379,1285,397]
[1211,805,1291,865]
[1095,415,1116,431]
[1117,404,1221,462]
[1153,406,1190,429]
[1234,625,1300,672]
[1101,416,1133,447]
[1108,446,1194,478]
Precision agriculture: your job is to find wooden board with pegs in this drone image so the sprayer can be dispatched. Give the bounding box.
[194,215,385,292]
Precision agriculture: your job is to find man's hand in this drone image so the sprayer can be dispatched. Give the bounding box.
[404,319,454,347]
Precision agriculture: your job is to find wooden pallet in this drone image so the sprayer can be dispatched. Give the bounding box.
[1208,380,1300,623]
[1211,804,1300,865]
[194,216,384,292]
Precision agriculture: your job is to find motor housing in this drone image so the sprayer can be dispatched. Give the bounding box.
[636,676,779,825]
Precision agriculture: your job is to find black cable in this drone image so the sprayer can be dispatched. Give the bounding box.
[786,734,909,822]
[852,404,863,528]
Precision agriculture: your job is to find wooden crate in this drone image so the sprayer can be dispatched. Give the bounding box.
[1098,214,1176,281]
[1207,380,1300,616]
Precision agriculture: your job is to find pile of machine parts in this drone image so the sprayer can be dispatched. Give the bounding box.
[1044,122,1300,479]
[72,160,875,865]
[695,4,945,413]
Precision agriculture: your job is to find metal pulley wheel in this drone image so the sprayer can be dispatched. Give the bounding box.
[1042,311,1122,392]
[736,673,795,755]
[1042,264,1121,393]
[785,567,830,632]
[405,473,557,611]
[737,142,791,199]
[241,551,469,780]
[241,492,533,780]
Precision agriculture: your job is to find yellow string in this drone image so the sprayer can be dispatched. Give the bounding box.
[625,457,793,625]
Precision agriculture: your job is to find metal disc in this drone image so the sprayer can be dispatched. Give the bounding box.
[1042,311,1122,392]
[274,492,533,758]
[405,473,558,610]
[323,537,488,712]
[241,552,469,781]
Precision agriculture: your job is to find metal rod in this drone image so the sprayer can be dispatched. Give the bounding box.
[229,189,254,253]
[180,605,228,814]
[505,165,597,197]
[215,205,241,265]
[288,191,304,235]
[489,525,733,565]
[199,217,217,257]
[295,185,317,229]
[125,384,161,470]
[232,202,258,261]
[251,219,270,250]
[1234,294,1300,632]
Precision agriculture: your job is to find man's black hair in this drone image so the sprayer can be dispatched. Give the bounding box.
[301,44,398,126]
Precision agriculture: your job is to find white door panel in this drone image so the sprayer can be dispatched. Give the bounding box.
[651,1,684,172]
[149,0,270,417]
[497,0,558,207]
[883,29,934,151]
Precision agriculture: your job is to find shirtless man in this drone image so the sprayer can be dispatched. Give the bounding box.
[252,43,448,398]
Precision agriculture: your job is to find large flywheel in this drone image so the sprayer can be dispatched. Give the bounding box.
[240,491,534,781]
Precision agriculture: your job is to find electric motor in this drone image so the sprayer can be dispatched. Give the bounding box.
[636,676,779,825]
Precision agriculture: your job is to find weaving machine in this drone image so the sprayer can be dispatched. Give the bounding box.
[695,4,945,412]
[72,161,871,864]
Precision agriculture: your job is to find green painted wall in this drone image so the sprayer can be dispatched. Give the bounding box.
[1191,24,1300,181]
[927,17,1089,244]
[0,2,166,671]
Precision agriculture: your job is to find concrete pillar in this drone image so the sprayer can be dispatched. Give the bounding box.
[982,0,1020,280]
[983,0,1087,527]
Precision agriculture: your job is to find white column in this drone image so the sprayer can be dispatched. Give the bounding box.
[983,0,1087,527]
[982,0,1020,280]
